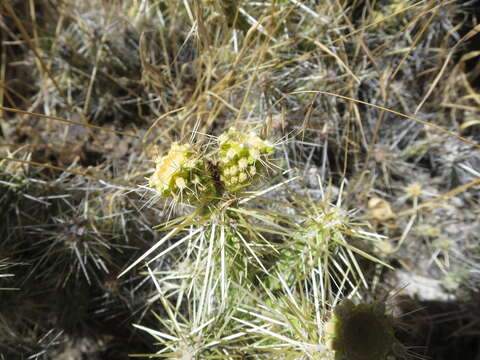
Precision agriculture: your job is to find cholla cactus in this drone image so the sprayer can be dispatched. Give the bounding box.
[325,299,406,360]
[148,130,275,202]
[274,195,389,293]
[149,143,216,204]
[217,128,274,192]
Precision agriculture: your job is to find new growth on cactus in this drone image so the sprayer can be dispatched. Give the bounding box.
[217,128,275,192]
[148,128,275,206]
[149,143,216,205]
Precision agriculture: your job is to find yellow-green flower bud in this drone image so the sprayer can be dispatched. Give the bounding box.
[149,143,216,203]
[218,128,274,192]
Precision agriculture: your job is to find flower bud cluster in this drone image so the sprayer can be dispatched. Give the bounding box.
[149,129,274,203]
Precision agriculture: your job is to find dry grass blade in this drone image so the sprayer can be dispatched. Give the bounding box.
[0,106,139,138]
[284,90,480,149]
[2,2,63,97]
[327,0,430,46]
[0,156,134,187]
[416,24,480,114]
